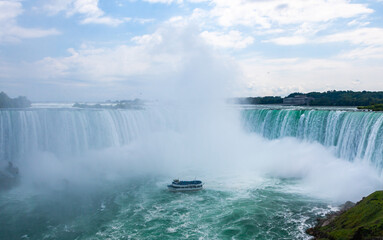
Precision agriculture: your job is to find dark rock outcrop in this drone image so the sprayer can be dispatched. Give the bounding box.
[0,162,20,191]
[0,92,31,108]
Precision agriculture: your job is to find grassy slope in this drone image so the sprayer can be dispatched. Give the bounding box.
[317,191,383,240]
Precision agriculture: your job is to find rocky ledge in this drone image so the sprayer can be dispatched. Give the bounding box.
[0,162,20,191]
[306,191,383,240]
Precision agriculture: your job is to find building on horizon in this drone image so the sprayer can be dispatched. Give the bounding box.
[283,95,314,106]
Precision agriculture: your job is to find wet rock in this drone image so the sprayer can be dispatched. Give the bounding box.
[0,162,20,191]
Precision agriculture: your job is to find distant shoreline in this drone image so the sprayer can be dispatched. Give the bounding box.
[3,89,383,112]
[232,90,383,110]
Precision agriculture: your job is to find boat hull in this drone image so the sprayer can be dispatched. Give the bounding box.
[167,186,203,192]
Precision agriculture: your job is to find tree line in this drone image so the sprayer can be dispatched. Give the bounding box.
[288,90,383,106]
[236,90,383,108]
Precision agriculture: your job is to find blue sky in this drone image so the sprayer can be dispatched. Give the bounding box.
[0,0,383,101]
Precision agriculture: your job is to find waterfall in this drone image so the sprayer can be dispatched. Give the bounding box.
[0,108,178,162]
[242,109,383,168]
[2,107,383,171]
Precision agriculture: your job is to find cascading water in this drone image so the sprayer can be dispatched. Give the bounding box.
[2,106,383,171]
[242,108,383,169]
[0,107,178,163]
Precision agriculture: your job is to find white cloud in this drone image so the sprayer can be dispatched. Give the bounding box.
[81,16,122,26]
[185,0,375,48]
[43,0,123,26]
[31,37,183,84]
[143,0,182,3]
[319,28,383,46]
[208,0,373,28]
[0,1,60,43]
[347,19,370,27]
[317,27,383,59]
[17,25,195,83]
[266,36,306,45]
[238,55,383,97]
[338,46,383,60]
[142,0,373,30]
[123,17,155,24]
[265,26,383,48]
[0,1,23,21]
[1,21,240,101]
[133,18,155,24]
[35,46,153,80]
[142,0,208,3]
[200,30,254,49]
[131,33,163,45]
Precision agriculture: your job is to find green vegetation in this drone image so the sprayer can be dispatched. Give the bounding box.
[236,91,383,107]
[0,92,31,108]
[357,104,383,112]
[308,191,383,240]
[235,96,283,105]
[288,90,383,106]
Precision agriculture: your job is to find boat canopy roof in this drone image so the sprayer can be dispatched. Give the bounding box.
[172,180,202,185]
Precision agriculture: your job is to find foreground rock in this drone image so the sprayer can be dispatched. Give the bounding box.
[0,162,20,191]
[306,191,383,240]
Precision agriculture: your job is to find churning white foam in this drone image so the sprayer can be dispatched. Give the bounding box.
[14,105,382,203]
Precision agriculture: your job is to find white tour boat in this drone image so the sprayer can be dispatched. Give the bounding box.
[167,179,203,192]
